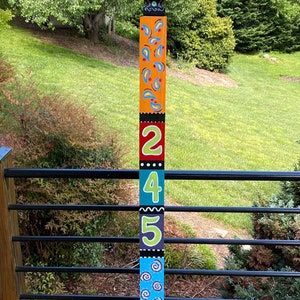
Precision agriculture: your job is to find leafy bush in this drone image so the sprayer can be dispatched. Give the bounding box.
[0,74,125,292]
[116,20,139,41]
[167,0,235,71]
[0,8,12,30]
[165,244,216,270]
[25,269,67,294]
[217,0,300,53]
[221,160,300,299]
[223,270,300,300]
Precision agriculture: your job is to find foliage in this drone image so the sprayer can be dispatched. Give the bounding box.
[0,72,125,293]
[223,270,300,300]
[25,269,67,294]
[0,8,12,30]
[0,0,9,9]
[173,0,236,71]
[165,244,216,270]
[192,245,217,270]
[221,160,300,298]
[217,0,300,53]
[169,7,236,71]
[8,0,140,42]
[116,20,139,41]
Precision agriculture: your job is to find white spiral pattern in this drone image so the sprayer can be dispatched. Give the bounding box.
[141,289,150,300]
[153,281,162,291]
[141,272,151,281]
[151,260,162,272]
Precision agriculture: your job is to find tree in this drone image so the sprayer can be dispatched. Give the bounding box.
[8,0,139,43]
[217,0,300,52]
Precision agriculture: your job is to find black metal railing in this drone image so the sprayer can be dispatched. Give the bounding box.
[5,168,300,300]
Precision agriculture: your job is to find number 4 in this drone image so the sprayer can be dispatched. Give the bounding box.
[143,171,162,203]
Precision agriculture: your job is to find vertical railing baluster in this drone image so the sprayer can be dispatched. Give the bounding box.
[0,147,24,300]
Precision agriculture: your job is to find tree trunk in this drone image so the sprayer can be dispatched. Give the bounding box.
[84,12,105,44]
[108,15,116,36]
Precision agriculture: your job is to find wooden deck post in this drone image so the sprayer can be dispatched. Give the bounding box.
[0,147,24,300]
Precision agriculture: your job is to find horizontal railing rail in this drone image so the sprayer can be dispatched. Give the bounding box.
[12,236,300,246]
[16,266,300,278]
[19,296,234,300]
[4,167,300,299]
[5,168,300,181]
[8,203,300,214]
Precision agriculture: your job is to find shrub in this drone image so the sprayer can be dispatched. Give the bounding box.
[25,269,67,294]
[116,20,139,41]
[0,8,12,30]
[217,0,300,53]
[165,244,216,270]
[221,160,300,299]
[222,270,300,300]
[167,0,235,71]
[0,74,125,292]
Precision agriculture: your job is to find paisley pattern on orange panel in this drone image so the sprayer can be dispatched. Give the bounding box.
[140,17,167,114]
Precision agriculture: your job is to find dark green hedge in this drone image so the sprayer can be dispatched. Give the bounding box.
[217,0,300,53]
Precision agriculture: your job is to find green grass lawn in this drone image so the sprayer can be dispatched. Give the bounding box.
[1,27,299,229]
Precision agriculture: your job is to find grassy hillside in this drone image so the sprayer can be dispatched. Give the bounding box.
[1,27,299,229]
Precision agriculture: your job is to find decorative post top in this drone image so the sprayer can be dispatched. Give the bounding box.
[144,0,165,16]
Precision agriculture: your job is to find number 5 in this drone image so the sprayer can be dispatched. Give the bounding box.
[142,216,162,247]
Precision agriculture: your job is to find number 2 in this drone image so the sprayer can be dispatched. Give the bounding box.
[142,216,162,247]
[142,125,162,156]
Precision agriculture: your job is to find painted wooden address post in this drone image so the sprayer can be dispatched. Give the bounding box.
[139,1,166,299]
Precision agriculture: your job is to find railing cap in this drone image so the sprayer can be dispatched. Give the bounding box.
[0,146,12,161]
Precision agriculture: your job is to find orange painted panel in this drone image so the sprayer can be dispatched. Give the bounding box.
[140,16,167,114]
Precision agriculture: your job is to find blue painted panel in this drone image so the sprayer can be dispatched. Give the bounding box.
[140,257,164,300]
